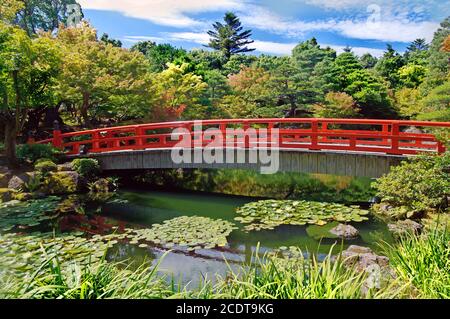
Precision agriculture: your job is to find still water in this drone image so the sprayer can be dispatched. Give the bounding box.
[70,189,393,286]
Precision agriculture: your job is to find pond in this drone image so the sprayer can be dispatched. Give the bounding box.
[88,189,393,285]
[0,188,393,287]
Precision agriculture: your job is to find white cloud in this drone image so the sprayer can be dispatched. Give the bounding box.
[78,0,243,27]
[239,5,439,42]
[304,0,372,10]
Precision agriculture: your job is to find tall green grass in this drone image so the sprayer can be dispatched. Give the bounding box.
[382,229,450,299]
[0,252,184,299]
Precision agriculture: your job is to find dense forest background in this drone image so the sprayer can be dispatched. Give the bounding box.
[0,0,449,164]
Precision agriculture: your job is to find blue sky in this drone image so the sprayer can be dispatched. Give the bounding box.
[77,0,450,57]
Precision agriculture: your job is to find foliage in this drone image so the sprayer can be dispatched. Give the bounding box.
[373,154,450,215]
[209,247,395,299]
[16,144,61,164]
[206,12,255,59]
[375,44,405,88]
[235,199,369,231]
[313,92,359,118]
[150,63,208,121]
[0,0,23,23]
[71,158,99,178]
[34,159,58,174]
[382,230,450,298]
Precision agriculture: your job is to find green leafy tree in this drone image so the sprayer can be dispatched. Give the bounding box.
[150,63,207,121]
[130,40,156,56]
[375,44,405,88]
[359,53,378,69]
[16,0,83,36]
[0,22,62,166]
[313,92,359,118]
[404,38,430,65]
[395,88,422,118]
[0,0,23,23]
[100,33,122,47]
[222,54,257,75]
[55,22,152,127]
[144,43,187,73]
[418,81,450,121]
[206,12,255,60]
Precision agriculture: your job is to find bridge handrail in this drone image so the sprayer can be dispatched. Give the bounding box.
[31,118,450,156]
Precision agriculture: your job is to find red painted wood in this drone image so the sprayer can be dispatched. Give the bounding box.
[34,118,450,156]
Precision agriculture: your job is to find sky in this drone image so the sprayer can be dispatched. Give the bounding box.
[77,0,450,57]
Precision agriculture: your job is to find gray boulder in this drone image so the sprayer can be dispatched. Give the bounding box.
[329,224,359,239]
[388,219,423,239]
[57,162,74,172]
[7,173,34,190]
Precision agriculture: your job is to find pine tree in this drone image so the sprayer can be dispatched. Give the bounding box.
[206,12,255,60]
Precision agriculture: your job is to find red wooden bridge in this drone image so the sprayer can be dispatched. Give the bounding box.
[33,118,449,177]
[35,118,449,155]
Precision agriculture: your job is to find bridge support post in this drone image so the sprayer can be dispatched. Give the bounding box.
[52,120,63,149]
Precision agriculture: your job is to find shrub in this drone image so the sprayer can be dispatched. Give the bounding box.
[34,160,58,174]
[71,158,100,178]
[372,154,450,215]
[16,144,62,164]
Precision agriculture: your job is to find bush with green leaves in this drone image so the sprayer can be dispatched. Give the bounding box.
[34,160,58,174]
[16,144,62,164]
[372,153,450,215]
[71,158,100,178]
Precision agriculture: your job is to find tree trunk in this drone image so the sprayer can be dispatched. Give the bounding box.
[81,92,92,128]
[4,120,18,168]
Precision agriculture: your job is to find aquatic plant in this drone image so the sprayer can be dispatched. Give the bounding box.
[0,197,61,232]
[235,200,369,231]
[126,216,237,251]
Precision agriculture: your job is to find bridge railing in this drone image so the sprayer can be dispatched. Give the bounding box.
[33,118,450,156]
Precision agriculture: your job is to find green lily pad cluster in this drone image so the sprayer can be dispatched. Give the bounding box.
[0,231,121,277]
[235,200,369,232]
[124,216,237,251]
[0,197,61,232]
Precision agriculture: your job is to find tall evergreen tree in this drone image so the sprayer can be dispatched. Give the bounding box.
[206,12,255,60]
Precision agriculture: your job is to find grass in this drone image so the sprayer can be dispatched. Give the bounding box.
[0,251,184,299]
[382,229,450,299]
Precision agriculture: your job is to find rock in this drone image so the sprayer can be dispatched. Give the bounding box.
[339,245,395,296]
[329,224,359,239]
[40,171,80,195]
[7,173,34,190]
[340,245,391,273]
[57,162,74,172]
[0,166,12,174]
[0,172,12,188]
[388,219,423,239]
[0,188,13,202]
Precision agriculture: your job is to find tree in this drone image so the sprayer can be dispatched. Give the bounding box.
[206,12,255,60]
[422,17,450,91]
[0,23,62,166]
[375,44,405,88]
[151,63,207,121]
[418,81,450,121]
[404,38,430,65]
[0,0,23,23]
[100,33,122,47]
[292,38,336,82]
[223,54,257,75]
[15,0,83,36]
[218,66,281,118]
[143,43,187,73]
[313,92,359,118]
[398,64,428,88]
[130,40,156,56]
[359,53,378,69]
[256,55,318,117]
[395,88,422,118]
[443,35,450,52]
[55,23,152,127]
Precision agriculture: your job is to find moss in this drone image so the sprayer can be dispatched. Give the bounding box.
[12,192,33,202]
[34,160,58,174]
[40,172,79,195]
